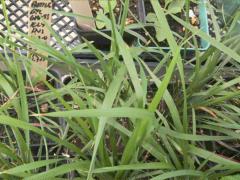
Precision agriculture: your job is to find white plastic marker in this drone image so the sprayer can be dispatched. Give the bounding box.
[69,0,95,30]
[28,0,52,78]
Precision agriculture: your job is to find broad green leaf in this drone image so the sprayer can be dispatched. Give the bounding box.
[146,13,157,23]
[96,10,107,29]
[99,0,117,13]
[155,23,167,42]
[150,0,178,51]
[168,0,185,14]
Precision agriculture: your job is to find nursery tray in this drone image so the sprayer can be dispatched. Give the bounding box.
[76,0,145,50]
[138,0,210,52]
[0,0,81,52]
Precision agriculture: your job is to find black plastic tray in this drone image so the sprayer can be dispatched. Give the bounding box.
[0,0,81,52]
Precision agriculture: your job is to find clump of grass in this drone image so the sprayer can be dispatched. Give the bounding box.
[0,0,239,179]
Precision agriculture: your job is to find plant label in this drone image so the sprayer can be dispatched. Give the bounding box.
[69,0,95,30]
[28,0,52,78]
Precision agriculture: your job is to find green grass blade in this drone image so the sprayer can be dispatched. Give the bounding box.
[1,159,61,177]
[151,170,204,180]
[87,65,127,179]
[93,162,173,173]
[25,161,89,180]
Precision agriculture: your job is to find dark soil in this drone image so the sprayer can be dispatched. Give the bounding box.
[89,0,139,28]
[141,0,201,48]
[0,93,8,105]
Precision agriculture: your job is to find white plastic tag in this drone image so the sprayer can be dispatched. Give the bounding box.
[69,0,95,30]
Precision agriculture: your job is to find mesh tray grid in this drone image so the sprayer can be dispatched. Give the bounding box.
[0,0,81,50]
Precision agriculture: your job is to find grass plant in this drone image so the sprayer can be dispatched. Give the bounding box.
[0,0,239,179]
